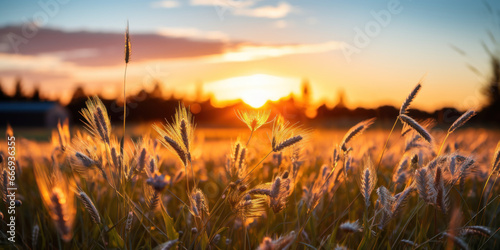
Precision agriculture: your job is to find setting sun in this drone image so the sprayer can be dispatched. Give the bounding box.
[241,89,270,108]
[3,0,500,248]
[205,74,300,108]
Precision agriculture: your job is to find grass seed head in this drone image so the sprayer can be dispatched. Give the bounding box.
[399,114,433,144]
[235,109,271,132]
[448,109,476,133]
[400,82,422,115]
[78,191,101,224]
[340,118,375,152]
[125,21,131,63]
[340,220,363,233]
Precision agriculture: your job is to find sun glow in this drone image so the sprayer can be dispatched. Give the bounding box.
[205,74,299,108]
[241,89,271,108]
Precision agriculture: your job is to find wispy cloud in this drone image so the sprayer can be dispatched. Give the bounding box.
[151,0,181,9]
[233,2,294,19]
[190,0,257,8]
[0,53,67,71]
[0,26,226,66]
[220,41,345,62]
[40,48,100,61]
[0,26,345,80]
[190,0,295,19]
[157,27,228,41]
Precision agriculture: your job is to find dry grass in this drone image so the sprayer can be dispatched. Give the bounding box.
[0,35,499,248]
[1,100,500,249]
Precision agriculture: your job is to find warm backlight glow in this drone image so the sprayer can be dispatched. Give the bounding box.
[205,74,300,108]
[241,89,271,108]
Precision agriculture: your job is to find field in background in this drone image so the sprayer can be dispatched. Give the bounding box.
[2,116,500,249]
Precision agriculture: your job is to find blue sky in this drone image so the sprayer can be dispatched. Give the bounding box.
[0,0,499,110]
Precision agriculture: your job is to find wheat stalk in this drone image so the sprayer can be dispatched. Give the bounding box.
[340,118,375,152]
[460,225,492,237]
[361,160,377,208]
[158,239,178,250]
[273,135,303,152]
[400,83,422,115]
[32,225,39,249]
[339,220,362,233]
[50,188,73,242]
[123,20,131,138]
[438,109,476,156]
[448,109,476,133]
[399,114,433,143]
[442,232,469,250]
[78,191,101,224]
[125,211,134,233]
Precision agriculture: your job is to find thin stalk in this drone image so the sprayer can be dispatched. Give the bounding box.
[479,176,499,225]
[377,117,399,170]
[486,182,500,227]
[190,161,197,190]
[391,201,425,249]
[184,164,191,202]
[465,195,499,226]
[123,63,128,139]
[477,171,497,212]
[244,225,248,250]
[478,226,500,249]
[246,129,254,147]
[437,132,450,156]
[241,150,273,181]
[121,63,128,190]
[199,150,273,238]
[295,161,342,248]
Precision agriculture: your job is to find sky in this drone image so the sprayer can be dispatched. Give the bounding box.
[0,0,499,111]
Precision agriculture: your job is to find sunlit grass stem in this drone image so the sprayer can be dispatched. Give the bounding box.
[246,129,254,147]
[376,117,399,170]
[241,150,272,181]
[123,63,127,139]
[437,132,450,156]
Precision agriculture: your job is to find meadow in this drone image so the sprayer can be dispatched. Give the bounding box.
[1,25,499,250]
[0,82,499,250]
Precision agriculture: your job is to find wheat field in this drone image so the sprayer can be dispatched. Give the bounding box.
[0,83,499,250]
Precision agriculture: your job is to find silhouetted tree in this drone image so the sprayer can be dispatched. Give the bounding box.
[484,56,500,104]
[195,80,204,102]
[476,0,500,123]
[301,78,311,106]
[71,86,86,101]
[150,81,163,99]
[12,77,27,101]
[0,79,8,101]
[336,89,346,109]
[31,84,41,101]
[481,55,500,122]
